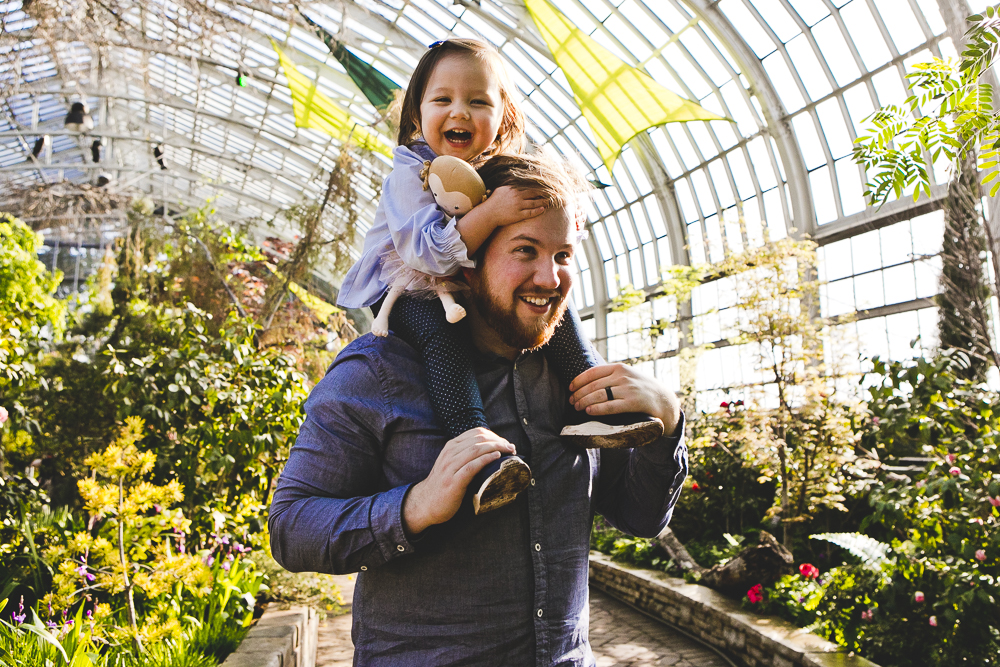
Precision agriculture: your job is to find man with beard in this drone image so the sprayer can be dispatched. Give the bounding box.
[268,153,688,666]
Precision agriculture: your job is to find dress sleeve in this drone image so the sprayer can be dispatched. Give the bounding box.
[593,414,689,538]
[383,149,475,277]
[268,345,420,574]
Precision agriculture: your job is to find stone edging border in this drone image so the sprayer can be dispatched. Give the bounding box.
[220,605,318,667]
[589,552,880,667]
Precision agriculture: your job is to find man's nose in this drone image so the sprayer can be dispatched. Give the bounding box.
[533,259,561,290]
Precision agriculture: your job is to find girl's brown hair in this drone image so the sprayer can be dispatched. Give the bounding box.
[396,39,525,159]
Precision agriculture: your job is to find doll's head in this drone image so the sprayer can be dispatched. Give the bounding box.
[397,39,525,160]
[425,155,487,216]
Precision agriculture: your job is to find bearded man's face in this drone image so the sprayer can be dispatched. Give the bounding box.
[466,207,576,353]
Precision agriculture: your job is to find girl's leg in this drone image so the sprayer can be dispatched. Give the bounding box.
[546,302,664,448]
[389,293,530,514]
[388,294,488,439]
[543,301,602,385]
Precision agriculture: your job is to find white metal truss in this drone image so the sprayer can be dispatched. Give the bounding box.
[0,0,976,372]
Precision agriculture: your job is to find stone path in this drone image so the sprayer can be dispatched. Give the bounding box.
[316,575,729,667]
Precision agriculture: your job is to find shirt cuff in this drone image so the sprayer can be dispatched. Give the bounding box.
[638,411,686,467]
[433,217,475,269]
[369,483,419,564]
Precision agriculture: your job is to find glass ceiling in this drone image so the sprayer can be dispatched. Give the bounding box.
[0,0,982,377]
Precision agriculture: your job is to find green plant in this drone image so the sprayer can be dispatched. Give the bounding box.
[101,304,308,531]
[671,407,775,548]
[801,352,1000,665]
[754,572,827,629]
[0,213,65,471]
[851,7,1000,203]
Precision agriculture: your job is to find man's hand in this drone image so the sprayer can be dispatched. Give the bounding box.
[402,428,516,536]
[568,364,681,436]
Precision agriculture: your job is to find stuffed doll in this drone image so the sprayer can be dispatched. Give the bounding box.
[371,156,488,337]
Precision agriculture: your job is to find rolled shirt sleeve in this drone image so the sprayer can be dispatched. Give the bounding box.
[594,413,689,538]
[268,346,419,574]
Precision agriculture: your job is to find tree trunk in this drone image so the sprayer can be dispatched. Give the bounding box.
[657,529,794,597]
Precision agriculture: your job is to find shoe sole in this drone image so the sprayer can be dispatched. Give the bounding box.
[473,458,532,515]
[559,418,664,449]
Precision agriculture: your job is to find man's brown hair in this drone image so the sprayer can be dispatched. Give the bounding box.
[396,39,525,158]
[476,153,590,218]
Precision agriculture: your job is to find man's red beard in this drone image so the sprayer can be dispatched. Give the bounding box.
[467,270,569,352]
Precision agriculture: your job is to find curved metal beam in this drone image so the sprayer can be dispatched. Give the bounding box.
[684,0,815,239]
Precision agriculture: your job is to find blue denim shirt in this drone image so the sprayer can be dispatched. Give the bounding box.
[269,334,688,666]
[337,144,475,309]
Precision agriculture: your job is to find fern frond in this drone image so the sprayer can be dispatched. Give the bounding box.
[810,532,890,568]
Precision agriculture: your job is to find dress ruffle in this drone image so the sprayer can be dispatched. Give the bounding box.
[378,247,468,299]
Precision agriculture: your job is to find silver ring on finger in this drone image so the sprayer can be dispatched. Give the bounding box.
[605,386,614,401]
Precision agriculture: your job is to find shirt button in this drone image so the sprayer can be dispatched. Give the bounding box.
[537,609,543,618]
[397,545,405,552]
[360,566,368,571]
[530,478,536,486]
[535,543,541,551]
[522,417,528,425]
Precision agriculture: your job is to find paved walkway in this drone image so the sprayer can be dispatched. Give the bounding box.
[316,575,728,667]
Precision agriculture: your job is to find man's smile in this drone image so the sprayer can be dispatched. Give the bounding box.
[519,294,558,313]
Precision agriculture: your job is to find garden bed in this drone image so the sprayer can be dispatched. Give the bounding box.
[589,552,879,667]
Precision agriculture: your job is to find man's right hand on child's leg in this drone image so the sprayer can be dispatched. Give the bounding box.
[403,428,515,536]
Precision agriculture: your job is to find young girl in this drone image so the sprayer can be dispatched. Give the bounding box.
[337,38,662,516]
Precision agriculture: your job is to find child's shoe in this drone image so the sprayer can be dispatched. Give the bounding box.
[560,412,663,449]
[470,455,531,515]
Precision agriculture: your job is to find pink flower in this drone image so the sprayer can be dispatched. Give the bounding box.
[914,591,924,603]
[976,550,986,561]
[989,496,1000,508]
[972,517,984,526]
[747,584,764,604]
[799,563,819,579]
[929,616,937,627]
[871,417,880,426]
[945,453,956,464]
[949,466,961,476]
[0,406,7,424]
[916,479,926,488]
[861,609,873,622]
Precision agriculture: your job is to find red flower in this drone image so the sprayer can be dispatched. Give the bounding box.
[799,563,819,579]
[746,584,763,604]
[720,401,730,409]
[691,481,700,491]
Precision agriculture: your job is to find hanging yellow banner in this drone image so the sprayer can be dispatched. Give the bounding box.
[524,0,726,172]
[272,41,392,158]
